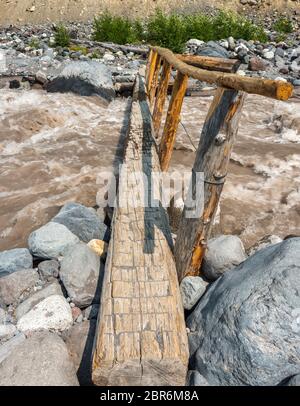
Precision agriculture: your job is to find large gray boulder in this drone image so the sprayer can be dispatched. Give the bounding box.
[187,238,300,386]
[196,41,230,58]
[46,61,115,102]
[60,243,102,307]
[0,331,79,386]
[0,268,39,305]
[187,370,210,386]
[0,248,33,277]
[202,235,247,281]
[28,222,79,259]
[52,202,109,243]
[284,374,300,386]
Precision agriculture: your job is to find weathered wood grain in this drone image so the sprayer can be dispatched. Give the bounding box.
[152,46,293,100]
[159,71,188,171]
[177,54,240,73]
[146,51,158,95]
[175,88,246,281]
[92,74,189,386]
[149,55,162,107]
[152,60,172,136]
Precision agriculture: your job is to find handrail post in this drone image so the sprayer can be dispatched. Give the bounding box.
[159,71,188,171]
[146,51,158,95]
[149,55,162,107]
[152,60,172,136]
[175,87,246,281]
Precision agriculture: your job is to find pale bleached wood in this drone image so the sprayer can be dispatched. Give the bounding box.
[92,74,189,386]
[175,88,246,281]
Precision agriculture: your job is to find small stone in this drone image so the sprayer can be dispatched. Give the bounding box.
[71,306,82,322]
[0,248,33,277]
[103,53,115,62]
[17,295,73,333]
[249,56,267,71]
[263,50,275,60]
[180,276,208,310]
[35,70,47,85]
[202,235,247,281]
[38,259,59,280]
[0,269,39,305]
[0,323,17,342]
[87,239,108,257]
[15,280,63,320]
[28,222,79,259]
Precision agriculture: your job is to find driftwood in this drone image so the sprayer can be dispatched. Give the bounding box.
[92,74,189,386]
[152,46,293,100]
[177,54,240,73]
[71,39,148,56]
[175,88,246,281]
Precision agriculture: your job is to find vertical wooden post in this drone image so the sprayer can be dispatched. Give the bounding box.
[146,51,158,95]
[175,88,246,281]
[145,48,153,85]
[159,71,188,171]
[149,55,162,107]
[152,61,172,136]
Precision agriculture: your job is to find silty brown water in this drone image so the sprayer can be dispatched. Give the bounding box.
[0,87,299,250]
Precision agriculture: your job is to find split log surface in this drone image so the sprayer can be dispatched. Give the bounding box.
[92,74,189,386]
[152,46,293,100]
[177,54,240,73]
[175,88,246,281]
[152,60,172,135]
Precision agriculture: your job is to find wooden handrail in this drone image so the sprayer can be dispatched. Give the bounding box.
[177,54,240,73]
[152,46,293,101]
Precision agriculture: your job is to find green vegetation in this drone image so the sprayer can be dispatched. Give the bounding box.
[93,13,142,44]
[54,24,70,47]
[273,16,293,34]
[92,10,269,52]
[69,45,89,55]
[29,38,40,49]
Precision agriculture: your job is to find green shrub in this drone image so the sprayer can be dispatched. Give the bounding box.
[90,10,268,53]
[93,13,140,44]
[29,38,40,49]
[146,10,188,53]
[273,17,293,34]
[54,24,70,47]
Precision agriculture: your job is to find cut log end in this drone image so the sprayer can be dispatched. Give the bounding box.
[276,82,294,101]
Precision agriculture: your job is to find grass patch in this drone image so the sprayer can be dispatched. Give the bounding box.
[54,24,70,47]
[273,16,293,34]
[92,9,269,53]
[29,38,40,49]
[69,45,89,55]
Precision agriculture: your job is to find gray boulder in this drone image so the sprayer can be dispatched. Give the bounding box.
[63,320,96,385]
[28,222,79,259]
[0,331,79,386]
[52,202,109,243]
[284,374,300,386]
[46,61,115,102]
[196,41,230,58]
[187,370,210,386]
[0,268,39,305]
[38,259,60,280]
[60,243,102,307]
[180,276,208,310]
[187,238,300,386]
[0,323,17,342]
[0,248,33,277]
[15,280,63,320]
[0,333,25,364]
[202,235,247,281]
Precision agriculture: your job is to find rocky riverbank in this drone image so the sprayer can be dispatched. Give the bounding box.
[0,200,299,385]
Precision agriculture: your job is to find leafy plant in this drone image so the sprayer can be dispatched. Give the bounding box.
[54,24,70,47]
[273,17,293,34]
[29,38,40,49]
[93,13,140,44]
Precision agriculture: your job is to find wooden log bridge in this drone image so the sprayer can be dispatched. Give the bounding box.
[92,47,293,386]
